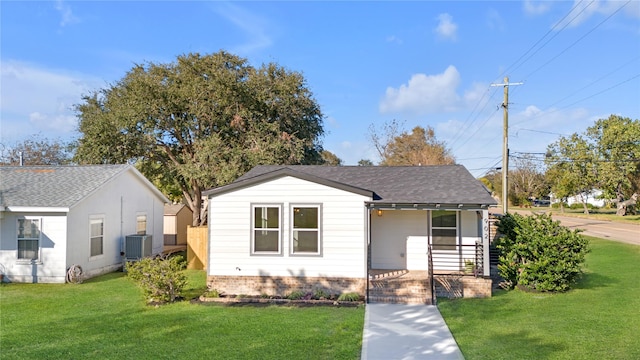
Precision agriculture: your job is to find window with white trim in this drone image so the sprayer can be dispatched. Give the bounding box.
[90,217,104,257]
[291,205,321,255]
[17,219,40,261]
[251,205,281,254]
[431,210,457,251]
[136,214,147,235]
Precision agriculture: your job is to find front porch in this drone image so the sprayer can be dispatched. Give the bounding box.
[367,268,493,304]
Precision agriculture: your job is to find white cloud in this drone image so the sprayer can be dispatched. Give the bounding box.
[55,0,80,27]
[0,60,103,142]
[212,3,272,55]
[523,0,552,16]
[379,65,461,114]
[553,0,639,29]
[434,13,458,41]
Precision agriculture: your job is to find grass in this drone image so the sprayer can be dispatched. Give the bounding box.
[0,270,364,360]
[438,237,640,359]
[512,206,640,224]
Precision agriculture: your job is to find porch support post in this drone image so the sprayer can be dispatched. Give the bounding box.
[366,206,371,303]
[481,209,490,277]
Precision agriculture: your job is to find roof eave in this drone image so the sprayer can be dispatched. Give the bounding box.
[204,167,374,199]
[5,206,70,213]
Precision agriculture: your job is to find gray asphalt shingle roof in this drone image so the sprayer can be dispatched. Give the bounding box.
[0,164,131,209]
[209,165,497,206]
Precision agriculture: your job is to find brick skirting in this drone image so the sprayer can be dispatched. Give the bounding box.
[460,277,492,298]
[435,276,492,298]
[207,275,366,297]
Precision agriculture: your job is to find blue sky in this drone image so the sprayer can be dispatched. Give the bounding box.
[2,0,639,176]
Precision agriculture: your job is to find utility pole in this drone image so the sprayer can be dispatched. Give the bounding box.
[491,77,522,214]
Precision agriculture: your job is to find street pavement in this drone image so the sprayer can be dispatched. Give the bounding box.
[493,208,639,246]
[550,215,639,246]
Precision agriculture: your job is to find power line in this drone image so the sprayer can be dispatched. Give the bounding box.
[501,0,596,79]
[448,86,500,149]
[511,73,640,128]
[523,0,633,80]
[542,55,640,110]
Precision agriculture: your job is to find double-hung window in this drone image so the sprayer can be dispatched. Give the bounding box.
[291,205,321,255]
[431,210,458,251]
[90,217,104,257]
[17,219,40,261]
[252,205,281,254]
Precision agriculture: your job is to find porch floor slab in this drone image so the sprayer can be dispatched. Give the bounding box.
[361,304,464,360]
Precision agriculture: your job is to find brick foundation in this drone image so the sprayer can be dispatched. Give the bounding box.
[207,275,366,297]
[460,277,492,298]
[435,276,492,298]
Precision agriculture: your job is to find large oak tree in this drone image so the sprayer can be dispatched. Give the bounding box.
[74,51,325,225]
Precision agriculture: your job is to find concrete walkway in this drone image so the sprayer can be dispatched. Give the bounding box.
[361,304,464,360]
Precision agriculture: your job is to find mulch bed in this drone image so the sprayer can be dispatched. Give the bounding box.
[194,295,364,307]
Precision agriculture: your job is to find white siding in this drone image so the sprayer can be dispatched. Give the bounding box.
[209,176,370,279]
[0,213,68,283]
[68,169,166,278]
[370,210,428,269]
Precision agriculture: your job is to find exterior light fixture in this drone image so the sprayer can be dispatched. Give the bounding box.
[377,209,383,217]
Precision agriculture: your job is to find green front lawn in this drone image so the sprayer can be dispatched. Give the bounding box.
[0,270,364,360]
[439,237,640,359]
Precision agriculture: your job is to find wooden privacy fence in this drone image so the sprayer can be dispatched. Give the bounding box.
[187,226,208,270]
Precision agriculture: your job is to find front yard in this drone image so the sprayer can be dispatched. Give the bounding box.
[0,270,364,360]
[1,236,638,359]
[439,237,640,359]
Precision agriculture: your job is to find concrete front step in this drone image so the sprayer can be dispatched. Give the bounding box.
[368,295,432,305]
[369,288,430,297]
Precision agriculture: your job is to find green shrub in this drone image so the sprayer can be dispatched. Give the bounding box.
[313,289,330,300]
[286,290,305,300]
[337,292,361,301]
[205,288,220,298]
[569,203,597,210]
[126,255,187,304]
[494,213,589,292]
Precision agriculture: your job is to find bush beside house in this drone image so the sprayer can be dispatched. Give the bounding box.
[495,213,589,292]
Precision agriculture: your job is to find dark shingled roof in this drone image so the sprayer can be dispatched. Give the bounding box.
[0,164,157,209]
[206,165,497,206]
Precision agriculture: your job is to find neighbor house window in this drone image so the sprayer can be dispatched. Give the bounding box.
[251,205,281,254]
[17,219,40,261]
[90,217,104,257]
[291,205,321,255]
[431,210,458,251]
[136,214,147,235]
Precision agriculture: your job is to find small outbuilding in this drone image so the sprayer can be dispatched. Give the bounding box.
[163,203,193,246]
[0,164,168,283]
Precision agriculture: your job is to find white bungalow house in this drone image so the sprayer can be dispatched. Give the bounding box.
[204,165,497,304]
[0,165,168,283]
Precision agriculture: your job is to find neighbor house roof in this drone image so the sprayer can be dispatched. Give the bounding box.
[0,164,169,211]
[205,165,497,207]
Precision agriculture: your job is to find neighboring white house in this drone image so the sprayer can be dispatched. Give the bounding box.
[0,165,169,283]
[204,165,497,301]
[552,189,606,208]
